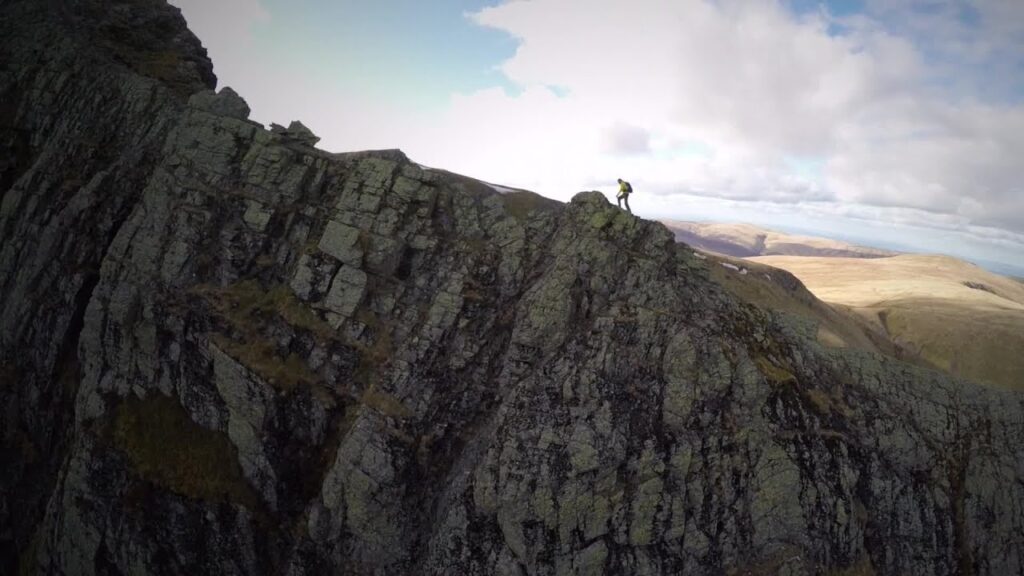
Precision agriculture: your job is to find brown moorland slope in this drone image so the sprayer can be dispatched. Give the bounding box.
[661,220,897,258]
[751,254,1024,390]
[700,253,890,352]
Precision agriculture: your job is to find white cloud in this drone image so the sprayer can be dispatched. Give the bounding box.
[825,100,1024,232]
[168,0,1024,265]
[446,0,1024,247]
[371,0,871,204]
[604,123,651,155]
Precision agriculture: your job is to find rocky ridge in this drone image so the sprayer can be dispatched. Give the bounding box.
[2,2,1024,575]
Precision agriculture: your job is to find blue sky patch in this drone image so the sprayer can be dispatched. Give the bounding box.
[257,0,518,107]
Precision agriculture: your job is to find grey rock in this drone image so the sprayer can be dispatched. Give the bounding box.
[242,199,273,231]
[271,120,321,146]
[320,265,367,325]
[318,219,363,265]
[211,343,278,510]
[189,87,251,120]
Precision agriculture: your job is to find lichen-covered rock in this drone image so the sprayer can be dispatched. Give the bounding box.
[2,2,1024,576]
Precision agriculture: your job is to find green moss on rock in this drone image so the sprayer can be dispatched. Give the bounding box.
[210,334,317,392]
[195,280,335,342]
[755,355,796,385]
[110,394,259,508]
[588,210,614,230]
[361,387,413,419]
[801,387,854,419]
[500,191,559,221]
[192,280,335,393]
[17,528,41,576]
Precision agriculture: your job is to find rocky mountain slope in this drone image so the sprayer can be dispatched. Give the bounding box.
[661,220,897,259]
[3,2,1024,575]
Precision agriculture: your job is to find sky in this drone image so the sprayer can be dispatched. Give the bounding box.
[170,0,1024,276]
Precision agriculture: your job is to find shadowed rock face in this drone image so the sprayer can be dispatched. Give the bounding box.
[2,2,1024,576]
[0,0,214,570]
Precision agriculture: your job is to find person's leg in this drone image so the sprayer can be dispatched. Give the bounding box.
[617,196,623,209]
[625,195,631,213]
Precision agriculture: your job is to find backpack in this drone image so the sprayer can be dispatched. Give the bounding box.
[624,182,633,193]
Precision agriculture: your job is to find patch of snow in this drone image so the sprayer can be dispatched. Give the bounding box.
[740,268,748,275]
[763,273,772,281]
[721,262,740,272]
[486,182,517,194]
[692,252,707,260]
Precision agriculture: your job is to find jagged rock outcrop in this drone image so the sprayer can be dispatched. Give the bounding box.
[270,120,321,147]
[2,2,1023,575]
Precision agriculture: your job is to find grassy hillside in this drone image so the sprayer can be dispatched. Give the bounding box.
[751,254,1024,390]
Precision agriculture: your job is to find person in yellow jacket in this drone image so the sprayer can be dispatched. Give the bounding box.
[616,178,632,213]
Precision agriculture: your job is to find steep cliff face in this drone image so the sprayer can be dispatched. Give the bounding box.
[0,0,214,569]
[3,2,1024,575]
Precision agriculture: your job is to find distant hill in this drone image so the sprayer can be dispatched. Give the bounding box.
[751,254,1024,390]
[661,220,897,258]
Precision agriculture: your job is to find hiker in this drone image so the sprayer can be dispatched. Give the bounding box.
[616,178,632,213]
